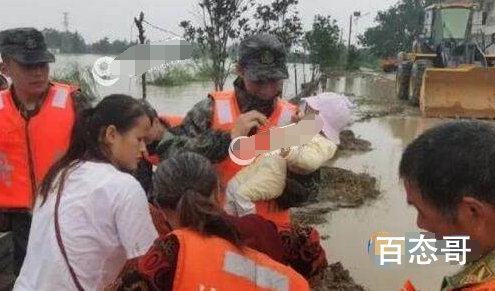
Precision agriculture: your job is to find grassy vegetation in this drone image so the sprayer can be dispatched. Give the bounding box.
[52,62,99,102]
[148,61,212,87]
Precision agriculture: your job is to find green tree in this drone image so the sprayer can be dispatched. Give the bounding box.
[359,0,435,57]
[251,0,303,51]
[180,0,252,90]
[304,15,344,76]
[90,37,112,54]
[42,29,87,53]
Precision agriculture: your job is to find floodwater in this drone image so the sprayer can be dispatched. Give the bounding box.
[51,55,460,290]
[326,72,396,99]
[51,54,313,114]
[322,117,459,291]
[323,73,458,291]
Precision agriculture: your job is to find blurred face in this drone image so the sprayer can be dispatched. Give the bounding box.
[104,115,151,171]
[1,58,50,97]
[233,137,256,160]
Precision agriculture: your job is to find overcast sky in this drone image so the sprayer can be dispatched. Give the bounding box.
[0,0,398,45]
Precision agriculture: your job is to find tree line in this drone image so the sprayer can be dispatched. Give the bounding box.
[42,28,137,55]
[43,0,433,90]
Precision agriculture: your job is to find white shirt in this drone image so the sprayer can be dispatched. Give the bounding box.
[14,161,158,291]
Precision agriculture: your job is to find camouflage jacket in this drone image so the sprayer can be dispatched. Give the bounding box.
[155,78,321,206]
[441,249,495,290]
[155,77,277,162]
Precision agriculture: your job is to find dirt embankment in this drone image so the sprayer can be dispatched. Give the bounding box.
[292,167,379,226]
[311,262,367,291]
[338,130,372,152]
[292,130,378,291]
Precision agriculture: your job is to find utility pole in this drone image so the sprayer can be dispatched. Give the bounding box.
[348,11,361,49]
[61,12,70,53]
[134,12,147,100]
[294,56,298,97]
[302,51,307,84]
[348,14,353,49]
[63,12,69,31]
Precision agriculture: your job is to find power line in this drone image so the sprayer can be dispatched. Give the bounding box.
[142,20,183,38]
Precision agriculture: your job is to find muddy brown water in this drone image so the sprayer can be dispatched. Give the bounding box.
[322,116,459,291]
[15,57,462,289]
[322,73,459,290]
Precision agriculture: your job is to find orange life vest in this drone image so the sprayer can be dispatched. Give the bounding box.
[210,91,296,228]
[171,228,309,291]
[0,83,76,209]
[160,114,183,128]
[458,279,495,291]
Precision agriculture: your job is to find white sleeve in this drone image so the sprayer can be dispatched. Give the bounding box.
[287,135,338,175]
[114,179,158,259]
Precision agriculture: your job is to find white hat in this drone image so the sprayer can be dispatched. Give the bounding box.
[302,93,353,144]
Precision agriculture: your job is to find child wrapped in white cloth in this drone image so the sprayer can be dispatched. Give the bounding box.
[224,93,353,216]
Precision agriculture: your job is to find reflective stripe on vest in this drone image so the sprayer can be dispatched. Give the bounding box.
[223,251,289,291]
[0,83,76,209]
[216,99,234,125]
[52,87,70,108]
[277,106,293,127]
[209,91,297,228]
[171,229,309,291]
[210,91,297,185]
[0,94,4,110]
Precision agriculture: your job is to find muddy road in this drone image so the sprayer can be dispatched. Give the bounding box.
[306,72,459,291]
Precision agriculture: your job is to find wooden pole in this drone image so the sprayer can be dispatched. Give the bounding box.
[294,62,298,97]
[134,12,147,100]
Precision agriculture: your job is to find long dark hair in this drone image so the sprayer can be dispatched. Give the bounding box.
[153,152,242,247]
[38,94,147,204]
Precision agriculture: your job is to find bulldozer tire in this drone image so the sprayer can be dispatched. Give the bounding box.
[396,61,412,100]
[408,60,431,106]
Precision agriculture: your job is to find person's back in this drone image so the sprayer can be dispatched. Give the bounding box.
[171,228,309,291]
[15,162,155,291]
[125,152,310,291]
[13,95,158,291]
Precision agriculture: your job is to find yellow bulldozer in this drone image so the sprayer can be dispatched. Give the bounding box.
[396,2,495,118]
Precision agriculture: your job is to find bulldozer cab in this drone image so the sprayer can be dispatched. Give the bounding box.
[396,2,495,119]
[424,5,473,47]
[421,4,487,67]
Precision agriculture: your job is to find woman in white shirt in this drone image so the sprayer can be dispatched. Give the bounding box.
[14,94,159,291]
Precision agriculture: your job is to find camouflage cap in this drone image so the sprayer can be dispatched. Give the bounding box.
[0,28,55,65]
[238,34,288,81]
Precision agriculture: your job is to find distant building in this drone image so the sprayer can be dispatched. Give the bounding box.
[477,0,495,53]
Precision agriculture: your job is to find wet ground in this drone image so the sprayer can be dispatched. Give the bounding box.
[312,71,460,290]
[338,130,372,153]
[1,57,462,290]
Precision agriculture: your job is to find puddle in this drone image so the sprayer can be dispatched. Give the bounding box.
[326,73,395,100]
[319,116,457,291]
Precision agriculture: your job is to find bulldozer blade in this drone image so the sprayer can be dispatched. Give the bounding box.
[420,66,495,118]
